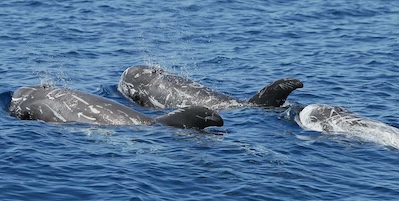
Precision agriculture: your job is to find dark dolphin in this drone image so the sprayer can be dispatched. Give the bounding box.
[118,65,303,110]
[9,86,223,129]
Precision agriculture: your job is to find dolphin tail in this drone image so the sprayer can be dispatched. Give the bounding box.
[155,106,224,129]
[248,78,303,107]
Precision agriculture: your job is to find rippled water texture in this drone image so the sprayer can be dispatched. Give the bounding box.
[1,0,399,200]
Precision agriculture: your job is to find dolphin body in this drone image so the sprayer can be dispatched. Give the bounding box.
[9,86,223,129]
[284,103,399,148]
[118,65,303,110]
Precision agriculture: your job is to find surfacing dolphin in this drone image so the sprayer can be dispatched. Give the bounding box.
[284,103,399,149]
[118,65,304,110]
[8,86,223,129]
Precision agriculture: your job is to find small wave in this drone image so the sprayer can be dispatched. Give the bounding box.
[202,56,232,64]
[94,84,121,98]
[0,91,12,112]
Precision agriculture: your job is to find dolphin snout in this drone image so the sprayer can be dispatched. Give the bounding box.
[207,112,224,127]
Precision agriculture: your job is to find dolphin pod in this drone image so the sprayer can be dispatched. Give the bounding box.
[7,65,398,149]
[116,65,399,148]
[7,65,303,130]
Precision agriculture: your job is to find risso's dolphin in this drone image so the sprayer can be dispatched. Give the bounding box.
[284,103,399,148]
[8,86,223,129]
[118,65,303,109]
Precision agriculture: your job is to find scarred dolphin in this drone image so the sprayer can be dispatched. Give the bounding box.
[283,103,399,148]
[9,85,223,129]
[118,65,303,109]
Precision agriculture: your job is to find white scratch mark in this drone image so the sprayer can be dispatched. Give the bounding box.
[63,101,73,112]
[189,82,205,89]
[44,104,66,122]
[46,89,62,100]
[72,95,89,105]
[129,117,141,125]
[148,96,165,109]
[89,105,100,114]
[167,108,184,115]
[159,84,166,90]
[78,112,96,121]
[165,93,171,104]
[142,69,153,74]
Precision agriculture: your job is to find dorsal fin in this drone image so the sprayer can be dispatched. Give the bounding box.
[248,78,303,107]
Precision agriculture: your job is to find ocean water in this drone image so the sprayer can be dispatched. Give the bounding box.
[1,0,399,200]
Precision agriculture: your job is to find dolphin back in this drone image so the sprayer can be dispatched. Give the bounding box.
[118,65,240,109]
[9,86,154,125]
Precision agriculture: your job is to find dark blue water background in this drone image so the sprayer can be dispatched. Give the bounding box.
[1,0,399,200]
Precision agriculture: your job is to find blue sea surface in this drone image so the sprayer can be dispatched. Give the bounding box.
[1,0,399,200]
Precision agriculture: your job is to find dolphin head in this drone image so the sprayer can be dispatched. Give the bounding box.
[9,86,48,120]
[12,86,40,99]
[300,104,350,122]
[121,65,165,84]
[298,104,357,132]
[155,106,224,129]
[118,65,167,106]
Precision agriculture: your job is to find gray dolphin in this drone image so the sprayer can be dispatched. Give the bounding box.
[296,104,366,132]
[118,65,303,110]
[9,86,223,129]
[283,103,399,148]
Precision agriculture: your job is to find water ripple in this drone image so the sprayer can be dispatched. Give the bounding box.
[1,0,399,200]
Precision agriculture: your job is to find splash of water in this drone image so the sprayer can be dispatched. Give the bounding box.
[33,69,70,87]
